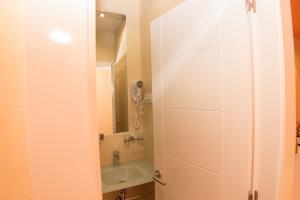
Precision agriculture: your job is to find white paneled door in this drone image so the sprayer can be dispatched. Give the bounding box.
[151,0,253,200]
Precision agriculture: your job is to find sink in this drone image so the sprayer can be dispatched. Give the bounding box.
[102,166,143,185]
[101,160,154,193]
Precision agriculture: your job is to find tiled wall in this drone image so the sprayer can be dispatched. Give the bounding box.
[98,0,185,168]
[99,133,144,166]
[97,0,145,168]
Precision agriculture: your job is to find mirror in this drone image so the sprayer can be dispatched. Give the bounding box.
[96,11,129,134]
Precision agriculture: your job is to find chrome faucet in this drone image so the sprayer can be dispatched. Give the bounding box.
[113,150,120,167]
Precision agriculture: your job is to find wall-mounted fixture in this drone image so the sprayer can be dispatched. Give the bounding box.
[113,150,120,167]
[131,81,146,131]
[124,135,144,144]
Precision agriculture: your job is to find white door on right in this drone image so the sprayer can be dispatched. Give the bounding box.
[151,0,253,200]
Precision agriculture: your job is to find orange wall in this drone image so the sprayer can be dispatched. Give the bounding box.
[294,39,300,200]
[293,1,300,200]
[1,1,101,199]
[25,0,101,199]
[96,68,113,134]
[291,0,300,39]
[296,40,300,121]
[0,0,34,199]
[294,155,300,200]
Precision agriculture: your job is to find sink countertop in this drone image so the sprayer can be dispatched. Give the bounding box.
[101,160,154,193]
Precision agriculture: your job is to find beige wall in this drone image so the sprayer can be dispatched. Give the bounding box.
[97,0,142,134]
[115,19,127,63]
[97,0,144,166]
[96,32,116,62]
[99,133,144,166]
[140,0,185,92]
[0,1,33,199]
[97,0,185,165]
[97,68,113,134]
[114,19,129,133]
[114,55,129,133]
[139,0,185,161]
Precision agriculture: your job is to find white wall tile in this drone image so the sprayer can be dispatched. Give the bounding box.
[99,134,144,166]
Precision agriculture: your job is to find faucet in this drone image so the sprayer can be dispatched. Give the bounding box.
[113,150,120,167]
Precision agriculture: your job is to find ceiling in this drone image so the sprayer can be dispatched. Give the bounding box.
[291,0,300,39]
[96,11,126,33]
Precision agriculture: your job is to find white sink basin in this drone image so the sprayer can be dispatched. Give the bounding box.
[102,166,143,185]
[101,160,154,193]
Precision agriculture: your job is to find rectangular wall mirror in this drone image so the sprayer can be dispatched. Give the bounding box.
[96,11,129,135]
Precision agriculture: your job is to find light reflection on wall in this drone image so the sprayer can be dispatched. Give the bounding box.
[49,30,72,44]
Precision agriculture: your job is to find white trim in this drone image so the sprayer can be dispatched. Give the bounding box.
[87,0,102,198]
[277,0,296,198]
[250,0,296,199]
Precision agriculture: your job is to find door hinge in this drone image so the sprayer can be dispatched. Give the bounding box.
[248,191,258,200]
[246,0,256,13]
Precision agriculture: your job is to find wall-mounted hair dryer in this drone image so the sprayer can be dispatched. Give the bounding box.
[131,80,144,102]
[131,81,144,130]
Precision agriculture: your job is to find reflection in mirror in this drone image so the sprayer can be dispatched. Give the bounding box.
[96,11,129,134]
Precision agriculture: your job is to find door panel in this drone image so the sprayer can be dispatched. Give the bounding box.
[163,47,223,110]
[165,109,223,174]
[151,0,253,200]
[165,157,222,200]
[161,0,220,60]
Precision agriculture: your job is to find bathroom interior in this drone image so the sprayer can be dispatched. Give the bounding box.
[95,1,185,199]
[96,0,300,200]
[95,9,155,200]
[3,0,300,199]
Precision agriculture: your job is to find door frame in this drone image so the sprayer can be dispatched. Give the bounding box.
[277,0,296,198]
[250,0,296,199]
[87,0,103,198]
